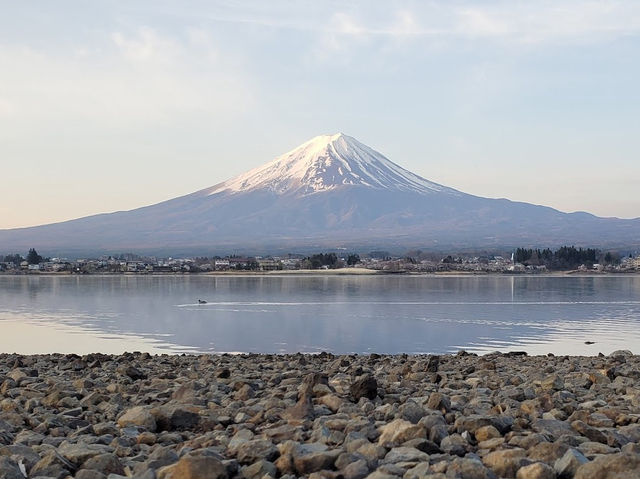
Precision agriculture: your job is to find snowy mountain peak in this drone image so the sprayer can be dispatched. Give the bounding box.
[205,133,457,196]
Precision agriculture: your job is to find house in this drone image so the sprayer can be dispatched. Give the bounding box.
[258,259,280,271]
[215,260,230,270]
[229,258,250,269]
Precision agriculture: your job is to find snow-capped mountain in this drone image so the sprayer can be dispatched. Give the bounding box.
[1,133,639,255]
[203,133,457,196]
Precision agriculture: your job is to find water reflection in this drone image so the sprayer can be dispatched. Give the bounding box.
[0,275,639,355]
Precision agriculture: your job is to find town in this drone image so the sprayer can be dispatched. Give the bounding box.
[1,247,640,274]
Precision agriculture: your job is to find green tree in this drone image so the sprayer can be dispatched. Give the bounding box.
[26,248,43,265]
[2,254,24,265]
[346,254,360,266]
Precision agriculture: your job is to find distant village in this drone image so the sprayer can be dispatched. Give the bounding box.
[1,247,640,274]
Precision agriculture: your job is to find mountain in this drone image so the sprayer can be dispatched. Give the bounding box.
[1,133,639,256]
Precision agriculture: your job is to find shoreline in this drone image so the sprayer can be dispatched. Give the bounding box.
[1,352,638,478]
[2,269,640,278]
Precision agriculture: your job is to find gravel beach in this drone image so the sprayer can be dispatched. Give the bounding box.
[1,351,639,479]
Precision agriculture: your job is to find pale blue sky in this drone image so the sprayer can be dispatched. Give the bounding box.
[1,1,639,228]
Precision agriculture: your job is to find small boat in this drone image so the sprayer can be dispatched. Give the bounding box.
[198,299,207,304]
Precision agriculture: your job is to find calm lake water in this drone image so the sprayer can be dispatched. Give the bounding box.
[1,274,639,355]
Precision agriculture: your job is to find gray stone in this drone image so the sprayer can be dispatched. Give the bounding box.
[379,420,425,447]
[235,439,279,465]
[482,448,530,478]
[30,450,75,478]
[447,457,497,479]
[0,457,24,479]
[157,455,228,479]
[241,459,277,479]
[516,462,555,479]
[343,459,370,479]
[383,447,429,464]
[574,452,640,479]
[554,449,589,479]
[293,443,341,474]
[82,453,125,475]
[117,406,156,432]
[351,375,378,401]
[532,420,575,441]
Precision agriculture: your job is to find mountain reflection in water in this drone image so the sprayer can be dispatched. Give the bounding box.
[1,275,639,355]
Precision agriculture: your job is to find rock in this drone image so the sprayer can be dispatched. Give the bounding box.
[157,455,228,479]
[554,449,589,479]
[378,420,425,447]
[58,441,111,465]
[151,405,201,431]
[402,462,432,479]
[540,374,564,391]
[169,407,201,430]
[365,471,401,479]
[425,355,439,372]
[117,406,156,432]
[456,415,513,435]
[1,352,639,479]
[235,439,279,465]
[30,450,75,478]
[475,425,501,442]
[426,393,450,413]
[235,384,255,401]
[531,419,575,440]
[526,441,568,465]
[0,444,40,472]
[319,394,344,413]
[609,350,633,358]
[241,459,277,479]
[482,448,530,478]
[293,443,341,474]
[117,364,146,380]
[577,441,619,456]
[571,420,608,444]
[283,394,314,421]
[343,458,370,479]
[402,438,441,454]
[351,375,378,401]
[398,401,426,424]
[574,452,640,479]
[516,462,555,479]
[440,434,468,457]
[81,453,125,475]
[75,470,107,479]
[383,447,429,464]
[0,457,23,479]
[447,457,496,479]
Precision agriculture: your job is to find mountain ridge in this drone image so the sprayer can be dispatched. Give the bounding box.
[1,133,639,256]
[198,133,459,197]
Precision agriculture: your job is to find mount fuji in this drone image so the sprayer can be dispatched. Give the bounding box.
[2,133,639,255]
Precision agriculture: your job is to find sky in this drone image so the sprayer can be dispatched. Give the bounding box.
[1,0,640,229]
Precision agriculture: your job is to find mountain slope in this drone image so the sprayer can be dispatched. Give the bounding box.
[1,133,639,255]
[201,133,458,196]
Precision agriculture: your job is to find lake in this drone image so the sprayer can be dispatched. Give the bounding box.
[1,274,639,355]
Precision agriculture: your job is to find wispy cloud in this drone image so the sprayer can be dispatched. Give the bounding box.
[191,1,640,42]
[0,27,252,126]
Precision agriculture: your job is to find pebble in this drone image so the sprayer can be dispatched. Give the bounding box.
[0,352,638,478]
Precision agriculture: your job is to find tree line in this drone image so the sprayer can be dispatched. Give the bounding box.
[1,248,44,265]
[514,246,619,269]
[299,253,361,270]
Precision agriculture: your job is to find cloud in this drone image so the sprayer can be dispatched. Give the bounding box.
[112,27,180,64]
[203,1,640,42]
[0,27,252,127]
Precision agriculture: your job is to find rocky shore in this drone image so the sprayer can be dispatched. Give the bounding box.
[1,351,639,479]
